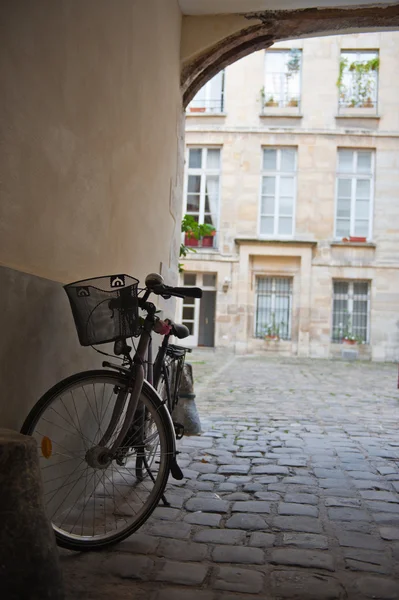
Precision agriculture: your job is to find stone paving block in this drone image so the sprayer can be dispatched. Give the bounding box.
[212,545,264,564]
[227,476,252,484]
[280,476,316,486]
[254,491,281,501]
[252,465,289,475]
[336,530,385,550]
[157,539,208,562]
[213,566,264,594]
[249,532,276,547]
[282,532,329,549]
[184,512,222,527]
[232,501,271,514]
[328,507,370,521]
[343,548,391,573]
[270,570,345,599]
[253,476,279,484]
[270,548,335,571]
[218,465,250,475]
[273,516,323,533]
[366,500,399,513]
[360,490,399,502]
[222,492,250,501]
[379,527,399,540]
[155,561,208,586]
[351,479,392,490]
[278,502,318,517]
[225,513,268,530]
[313,468,346,479]
[284,493,318,505]
[151,507,181,521]
[353,575,399,599]
[188,481,216,491]
[193,529,246,545]
[373,513,399,525]
[186,498,229,513]
[199,474,226,482]
[278,458,307,467]
[146,520,192,539]
[103,554,154,580]
[117,533,159,554]
[217,483,237,492]
[324,497,361,507]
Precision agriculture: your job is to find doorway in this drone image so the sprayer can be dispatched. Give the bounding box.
[180,272,217,347]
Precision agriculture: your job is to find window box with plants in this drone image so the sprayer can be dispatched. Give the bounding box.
[179,215,216,272]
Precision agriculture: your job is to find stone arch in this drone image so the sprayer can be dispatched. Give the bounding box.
[181,4,399,107]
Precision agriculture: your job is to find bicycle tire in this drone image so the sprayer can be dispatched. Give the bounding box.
[21,369,174,551]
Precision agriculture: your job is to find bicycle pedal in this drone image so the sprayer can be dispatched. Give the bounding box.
[174,422,184,440]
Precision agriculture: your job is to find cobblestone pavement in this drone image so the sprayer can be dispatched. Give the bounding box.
[61,351,399,599]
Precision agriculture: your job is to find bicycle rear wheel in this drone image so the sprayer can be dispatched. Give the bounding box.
[21,370,174,551]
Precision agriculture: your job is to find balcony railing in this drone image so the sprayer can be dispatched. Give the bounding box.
[338,95,378,114]
[187,97,224,114]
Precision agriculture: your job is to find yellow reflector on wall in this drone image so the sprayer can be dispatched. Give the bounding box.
[41,436,52,459]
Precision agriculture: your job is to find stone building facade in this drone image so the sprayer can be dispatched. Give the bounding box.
[180,32,399,361]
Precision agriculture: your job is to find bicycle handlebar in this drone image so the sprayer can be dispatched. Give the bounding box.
[151,284,203,299]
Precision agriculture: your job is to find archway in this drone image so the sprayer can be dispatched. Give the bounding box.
[182,4,399,106]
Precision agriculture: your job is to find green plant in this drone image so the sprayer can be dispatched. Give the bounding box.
[179,214,216,272]
[337,56,379,107]
[260,86,265,103]
[339,314,364,344]
[264,312,285,339]
[286,48,301,78]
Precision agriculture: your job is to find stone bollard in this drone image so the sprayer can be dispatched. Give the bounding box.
[0,429,64,600]
[173,363,202,435]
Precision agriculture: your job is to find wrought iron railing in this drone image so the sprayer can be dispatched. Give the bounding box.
[187,97,224,114]
[261,92,300,111]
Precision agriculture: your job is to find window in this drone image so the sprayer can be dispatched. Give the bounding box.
[260,147,296,237]
[186,147,220,248]
[332,281,370,343]
[335,149,374,240]
[338,50,379,111]
[187,71,225,113]
[255,277,292,340]
[264,49,301,109]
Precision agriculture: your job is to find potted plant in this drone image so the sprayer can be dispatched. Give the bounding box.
[264,313,285,341]
[340,317,364,345]
[265,95,278,107]
[288,98,299,107]
[202,229,216,247]
[189,105,206,113]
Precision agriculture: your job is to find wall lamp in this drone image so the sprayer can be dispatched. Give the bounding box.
[222,277,231,293]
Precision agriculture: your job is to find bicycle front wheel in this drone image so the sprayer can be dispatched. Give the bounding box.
[21,370,174,551]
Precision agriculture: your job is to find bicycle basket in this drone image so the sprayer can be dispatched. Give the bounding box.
[64,274,140,346]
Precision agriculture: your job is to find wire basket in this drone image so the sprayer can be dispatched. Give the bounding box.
[64,274,140,346]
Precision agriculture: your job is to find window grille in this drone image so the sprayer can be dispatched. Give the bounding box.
[255,277,292,340]
[332,280,370,342]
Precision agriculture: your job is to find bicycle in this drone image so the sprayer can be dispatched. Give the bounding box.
[20,272,202,551]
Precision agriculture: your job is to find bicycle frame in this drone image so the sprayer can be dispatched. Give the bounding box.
[97,300,157,456]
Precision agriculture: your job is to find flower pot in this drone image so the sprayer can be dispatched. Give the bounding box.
[362,99,374,108]
[184,234,198,247]
[342,339,357,345]
[201,235,214,248]
[349,236,367,243]
[189,106,206,113]
[288,100,298,107]
[265,335,279,341]
[265,101,278,107]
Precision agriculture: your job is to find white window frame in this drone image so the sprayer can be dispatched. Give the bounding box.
[264,49,302,109]
[331,280,370,343]
[184,147,221,247]
[334,149,375,241]
[254,276,293,340]
[187,71,225,113]
[259,147,297,238]
[339,50,379,111]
